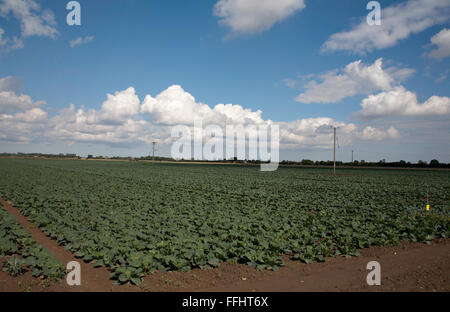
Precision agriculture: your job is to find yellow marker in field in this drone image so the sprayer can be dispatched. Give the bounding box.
[426,204,430,211]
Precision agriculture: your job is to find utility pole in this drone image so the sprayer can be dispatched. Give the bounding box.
[333,127,336,175]
[152,141,157,160]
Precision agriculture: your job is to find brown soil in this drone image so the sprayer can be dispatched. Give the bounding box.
[0,198,138,292]
[0,198,448,292]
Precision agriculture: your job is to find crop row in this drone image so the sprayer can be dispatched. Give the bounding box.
[0,205,65,280]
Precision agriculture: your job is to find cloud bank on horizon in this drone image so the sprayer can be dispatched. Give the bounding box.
[0,77,407,152]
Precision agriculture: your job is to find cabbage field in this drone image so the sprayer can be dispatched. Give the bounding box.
[0,158,449,285]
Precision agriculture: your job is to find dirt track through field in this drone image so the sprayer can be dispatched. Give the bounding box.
[196,240,450,292]
[0,197,449,292]
[0,197,138,292]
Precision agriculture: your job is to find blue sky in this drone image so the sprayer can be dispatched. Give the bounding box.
[0,0,449,162]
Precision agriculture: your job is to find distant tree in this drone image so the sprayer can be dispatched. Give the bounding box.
[418,160,427,166]
[300,159,314,165]
[87,155,93,159]
[430,159,440,167]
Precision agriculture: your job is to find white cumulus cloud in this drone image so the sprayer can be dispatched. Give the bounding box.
[355,86,450,119]
[214,0,306,36]
[47,103,153,146]
[0,107,48,144]
[0,77,401,148]
[0,0,58,38]
[359,126,400,141]
[0,107,47,123]
[0,76,22,92]
[425,28,450,59]
[141,85,265,126]
[99,87,141,123]
[296,58,414,104]
[0,91,45,113]
[279,118,356,148]
[0,0,57,53]
[141,85,217,125]
[322,0,450,54]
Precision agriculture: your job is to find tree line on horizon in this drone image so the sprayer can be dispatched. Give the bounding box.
[0,152,449,168]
